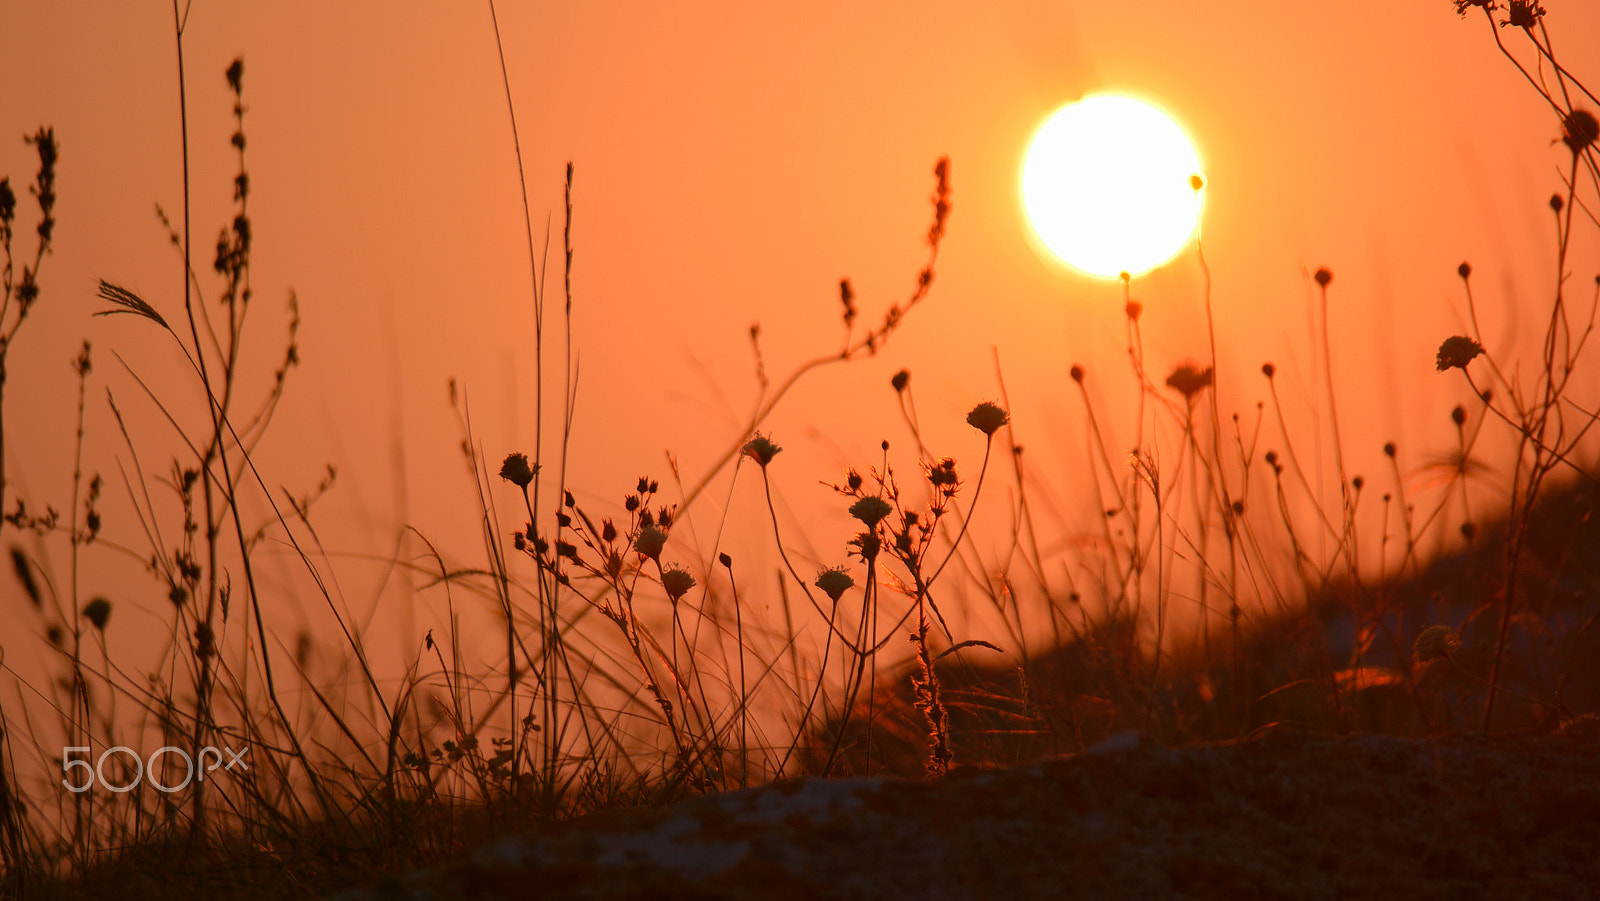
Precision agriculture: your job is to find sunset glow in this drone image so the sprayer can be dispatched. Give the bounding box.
[7,3,1600,889]
[1021,95,1202,277]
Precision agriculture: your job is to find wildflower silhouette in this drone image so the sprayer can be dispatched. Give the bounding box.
[1436,335,1484,371]
[498,452,536,488]
[742,432,782,467]
[965,401,1008,436]
[815,566,855,603]
[1164,363,1213,401]
[660,566,695,603]
[633,525,667,562]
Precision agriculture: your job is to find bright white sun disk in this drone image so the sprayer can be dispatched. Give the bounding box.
[1022,95,1203,278]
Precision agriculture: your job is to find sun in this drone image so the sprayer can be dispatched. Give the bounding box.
[1022,95,1203,278]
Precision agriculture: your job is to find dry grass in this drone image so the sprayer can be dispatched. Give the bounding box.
[2,2,1599,898]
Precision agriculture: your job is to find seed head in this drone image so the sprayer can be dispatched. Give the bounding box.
[83,597,111,632]
[1125,300,1142,321]
[660,566,696,603]
[849,496,893,528]
[1314,267,1333,288]
[1164,362,1213,400]
[1262,362,1276,378]
[498,453,536,488]
[1501,0,1545,29]
[892,370,910,393]
[1451,405,1467,426]
[1436,335,1485,372]
[1070,364,1085,383]
[966,401,1009,436]
[1457,262,1472,279]
[926,456,959,488]
[633,525,667,562]
[742,432,783,467]
[815,566,855,603]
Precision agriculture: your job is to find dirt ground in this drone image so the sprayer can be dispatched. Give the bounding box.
[328,720,1600,900]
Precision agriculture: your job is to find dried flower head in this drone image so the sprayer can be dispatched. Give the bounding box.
[849,496,893,528]
[1070,364,1085,383]
[499,452,537,488]
[1164,362,1214,400]
[1501,0,1545,29]
[815,566,855,603]
[633,525,667,562]
[1436,335,1485,372]
[926,456,959,488]
[846,468,863,492]
[1262,362,1276,378]
[1413,625,1461,663]
[661,566,696,603]
[1457,262,1472,279]
[742,433,782,467]
[1314,267,1333,288]
[83,597,111,632]
[892,369,910,393]
[966,402,1008,436]
[1562,109,1598,153]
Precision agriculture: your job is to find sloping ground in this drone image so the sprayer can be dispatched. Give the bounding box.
[327,722,1600,900]
[812,481,1600,778]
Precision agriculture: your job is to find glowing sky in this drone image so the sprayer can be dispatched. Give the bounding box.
[6,2,1599,655]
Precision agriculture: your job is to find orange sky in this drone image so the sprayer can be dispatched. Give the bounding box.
[6,3,1600,673]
